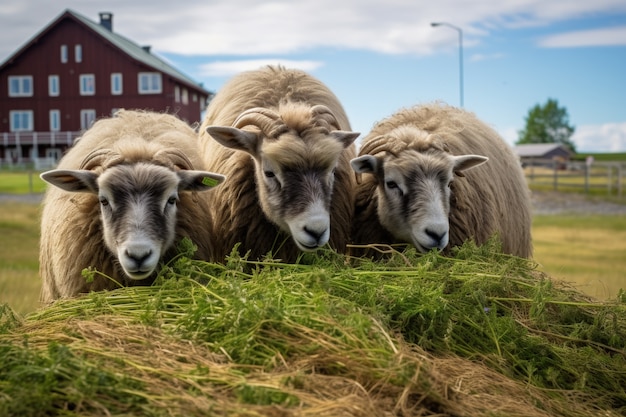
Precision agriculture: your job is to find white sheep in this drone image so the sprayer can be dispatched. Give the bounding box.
[350,103,532,258]
[198,65,359,262]
[39,110,225,303]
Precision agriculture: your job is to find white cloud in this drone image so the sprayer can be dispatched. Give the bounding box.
[469,52,505,62]
[572,123,626,153]
[539,26,626,48]
[199,59,324,77]
[496,123,626,153]
[2,0,626,59]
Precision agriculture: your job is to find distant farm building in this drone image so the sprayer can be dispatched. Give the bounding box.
[0,9,211,168]
[513,143,574,168]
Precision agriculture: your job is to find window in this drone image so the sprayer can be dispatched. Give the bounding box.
[49,110,61,131]
[46,148,62,161]
[174,85,180,102]
[60,45,68,63]
[8,76,33,97]
[80,109,96,130]
[48,75,60,97]
[75,44,82,63]
[138,72,162,94]
[192,93,197,102]
[9,110,34,131]
[79,74,95,95]
[182,88,189,105]
[111,73,123,95]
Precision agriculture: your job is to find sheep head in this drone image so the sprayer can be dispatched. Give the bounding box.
[41,161,225,280]
[351,128,487,253]
[206,104,359,252]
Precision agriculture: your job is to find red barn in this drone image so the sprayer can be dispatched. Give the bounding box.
[0,9,212,168]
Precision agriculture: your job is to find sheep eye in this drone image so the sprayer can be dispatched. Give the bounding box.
[99,197,109,206]
[264,170,275,178]
[386,180,398,189]
[167,196,177,205]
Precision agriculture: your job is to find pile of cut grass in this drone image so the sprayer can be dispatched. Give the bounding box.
[1,239,624,416]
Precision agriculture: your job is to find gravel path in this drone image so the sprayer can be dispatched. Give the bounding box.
[1,191,626,215]
[531,191,626,215]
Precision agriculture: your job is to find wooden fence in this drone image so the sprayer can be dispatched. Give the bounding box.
[524,158,625,198]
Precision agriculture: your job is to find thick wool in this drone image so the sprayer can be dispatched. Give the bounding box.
[199,65,356,262]
[352,103,533,258]
[39,110,218,303]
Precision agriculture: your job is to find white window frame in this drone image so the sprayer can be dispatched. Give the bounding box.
[8,76,33,97]
[48,75,60,97]
[49,110,61,132]
[79,74,95,96]
[9,110,34,132]
[181,88,189,105]
[80,109,96,130]
[75,44,82,63]
[60,45,68,63]
[111,73,123,95]
[138,72,162,94]
[174,85,180,102]
[46,148,62,161]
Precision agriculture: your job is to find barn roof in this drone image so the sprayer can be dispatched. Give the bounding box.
[513,143,574,158]
[0,9,209,95]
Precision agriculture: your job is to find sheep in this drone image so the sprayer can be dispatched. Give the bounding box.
[39,110,225,303]
[350,103,532,258]
[198,65,359,262]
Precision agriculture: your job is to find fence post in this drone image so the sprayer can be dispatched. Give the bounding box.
[619,165,623,199]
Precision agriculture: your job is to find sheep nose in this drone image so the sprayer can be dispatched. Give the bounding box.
[304,225,326,243]
[126,248,152,266]
[425,228,446,248]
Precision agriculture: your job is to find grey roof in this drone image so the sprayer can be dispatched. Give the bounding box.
[513,143,573,158]
[1,9,209,95]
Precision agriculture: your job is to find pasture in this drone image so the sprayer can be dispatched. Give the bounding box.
[2,199,625,315]
[1,170,625,415]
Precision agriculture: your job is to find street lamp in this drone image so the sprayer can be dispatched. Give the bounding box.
[431,22,464,107]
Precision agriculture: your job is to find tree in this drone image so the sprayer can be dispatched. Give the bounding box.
[516,98,576,153]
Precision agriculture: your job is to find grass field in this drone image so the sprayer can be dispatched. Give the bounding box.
[532,214,626,299]
[0,201,41,314]
[0,171,47,194]
[1,198,625,315]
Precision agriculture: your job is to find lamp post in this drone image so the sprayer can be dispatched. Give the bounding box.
[431,22,464,107]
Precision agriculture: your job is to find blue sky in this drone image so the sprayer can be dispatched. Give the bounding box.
[1,1,625,152]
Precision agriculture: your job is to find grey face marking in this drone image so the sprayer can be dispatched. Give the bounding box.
[98,164,180,279]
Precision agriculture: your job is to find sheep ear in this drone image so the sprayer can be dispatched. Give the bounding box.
[206,126,259,155]
[331,131,360,148]
[40,169,99,193]
[350,155,380,174]
[452,155,488,176]
[177,171,226,192]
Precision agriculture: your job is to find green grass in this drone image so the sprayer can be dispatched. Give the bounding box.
[572,152,626,162]
[0,202,41,314]
[0,244,624,416]
[532,215,626,300]
[1,189,625,415]
[0,171,47,194]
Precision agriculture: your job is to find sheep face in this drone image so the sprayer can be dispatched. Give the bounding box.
[207,120,358,252]
[41,163,224,280]
[351,149,487,253]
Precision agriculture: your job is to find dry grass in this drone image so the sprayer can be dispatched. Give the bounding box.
[1,245,625,416]
[532,215,626,300]
[0,201,41,314]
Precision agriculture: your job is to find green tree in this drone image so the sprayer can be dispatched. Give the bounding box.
[517,98,576,153]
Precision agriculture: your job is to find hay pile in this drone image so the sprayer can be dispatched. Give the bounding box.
[1,239,625,416]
